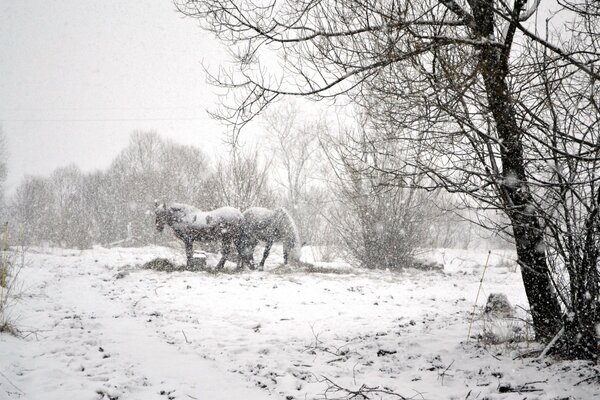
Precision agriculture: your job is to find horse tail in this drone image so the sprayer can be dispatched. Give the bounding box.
[273,207,302,262]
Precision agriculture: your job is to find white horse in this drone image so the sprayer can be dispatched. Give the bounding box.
[238,207,301,270]
[154,202,243,269]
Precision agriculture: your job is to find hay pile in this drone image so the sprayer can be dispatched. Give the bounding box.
[142,257,207,272]
[142,258,181,272]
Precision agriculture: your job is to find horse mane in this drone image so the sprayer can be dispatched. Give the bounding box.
[273,207,302,261]
[167,202,199,214]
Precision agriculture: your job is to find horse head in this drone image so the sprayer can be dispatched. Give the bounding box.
[154,201,168,233]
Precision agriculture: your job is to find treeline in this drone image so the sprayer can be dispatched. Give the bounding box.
[6,127,498,260]
[10,132,208,247]
[7,130,312,249]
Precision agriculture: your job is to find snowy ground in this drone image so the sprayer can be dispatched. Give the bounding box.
[1,245,599,400]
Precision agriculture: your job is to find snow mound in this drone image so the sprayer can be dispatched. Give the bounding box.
[405,257,444,271]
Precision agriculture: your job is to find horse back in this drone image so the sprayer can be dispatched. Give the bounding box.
[205,206,243,239]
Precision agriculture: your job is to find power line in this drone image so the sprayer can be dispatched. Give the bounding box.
[1,117,213,123]
[0,106,206,112]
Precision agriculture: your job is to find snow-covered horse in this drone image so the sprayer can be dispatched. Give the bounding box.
[154,202,243,269]
[238,207,302,270]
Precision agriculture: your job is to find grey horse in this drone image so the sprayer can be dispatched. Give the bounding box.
[154,202,243,269]
[238,207,301,270]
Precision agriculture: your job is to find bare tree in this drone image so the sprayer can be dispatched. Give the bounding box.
[518,10,600,358]
[108,131,164,243]
[10,176,53,245]
[107,131,214,244]
[7,131,216,248]
[0,126,7,220]
[264,104,320,207]
[0,126,9,247]
[321,124,437,268]
[159,141,213,208]
[49,165,90,248]
[211,147,275,210]
[176,0,600,357]
[263,103,327,244]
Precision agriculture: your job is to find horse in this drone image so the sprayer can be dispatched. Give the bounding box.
[237,207,302,270]
[154,202,243,269]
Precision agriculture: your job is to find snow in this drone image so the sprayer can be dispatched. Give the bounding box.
[165,204,243,232]
[208,206,244,224]
[244,207,275,221]
[166,203,211,231]
[1,246,599,399]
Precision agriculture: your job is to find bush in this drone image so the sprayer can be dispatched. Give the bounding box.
[0,225,23,336]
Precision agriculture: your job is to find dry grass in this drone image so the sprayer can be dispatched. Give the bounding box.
[0,225,24,336]
[140,257,240,274]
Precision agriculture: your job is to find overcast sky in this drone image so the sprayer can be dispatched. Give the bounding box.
[0,1,570,195]
[0,0,237,193]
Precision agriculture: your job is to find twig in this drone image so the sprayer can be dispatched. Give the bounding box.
[320,375,409,399]
[521,379,547,387]
[467,251,491,341]
[497,379,546,393]
[352,362,359,386]
[20,329,41,341]
[574,374,600,386]
[410,388,426,400]
[182,329,190,344]
[439,360,455,385]
[537,327,564,360]
[513,349,542,360]
[0,370,24,395]
[482,346,501,361]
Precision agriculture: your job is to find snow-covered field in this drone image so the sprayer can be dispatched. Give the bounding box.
[1,245,599,399]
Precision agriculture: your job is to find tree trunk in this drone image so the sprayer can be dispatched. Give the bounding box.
[561,216,599,360]
[510,222,563,340]
[481,61,563,340]
[563,284,599,360]
[472,0,563,340]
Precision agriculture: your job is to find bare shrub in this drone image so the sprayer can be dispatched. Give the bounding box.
[0,224,24,336]
[210,148,275,210]
[321,128,434,270]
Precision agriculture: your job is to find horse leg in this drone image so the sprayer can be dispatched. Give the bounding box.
[245,244,257,270]
[259,240,273,270]
[217,238,232,271]
[237,236,257,270]
[283,244,289,265]
[185,240,194,268]
[234,238,245,270]
[247,239,259,270]
[216,255,226,270]
[233,233,246,270]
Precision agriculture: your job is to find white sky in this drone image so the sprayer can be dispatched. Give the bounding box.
[0,1,569,195]
[0,0,237,193]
